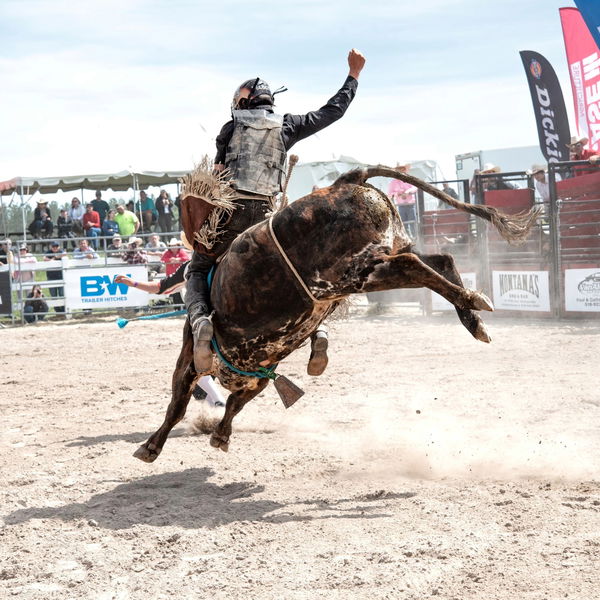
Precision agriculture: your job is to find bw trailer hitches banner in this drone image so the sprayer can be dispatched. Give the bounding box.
[519,50,571,162]
[565,268,600,312]
[64,266,148,310]
[431,272,476,312]
[492,270,550,312]
[560,7,600,152]
[0,269,12,314]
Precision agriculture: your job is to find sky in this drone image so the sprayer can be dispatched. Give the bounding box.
[0,0,579,191]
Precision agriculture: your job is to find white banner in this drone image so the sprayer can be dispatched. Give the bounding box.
[492,270,550,312]
[64,266,149,310]
[431,272,476,312]
[565,268,600,312]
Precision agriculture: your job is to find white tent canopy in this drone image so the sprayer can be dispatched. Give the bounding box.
[0,169,190,195]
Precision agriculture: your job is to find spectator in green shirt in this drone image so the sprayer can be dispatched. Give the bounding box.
[114,204,140,237]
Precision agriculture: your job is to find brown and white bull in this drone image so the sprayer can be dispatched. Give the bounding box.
[134,166,539,462]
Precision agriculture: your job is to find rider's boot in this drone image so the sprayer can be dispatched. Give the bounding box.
[307,328,329,376]
[185,253,215,373]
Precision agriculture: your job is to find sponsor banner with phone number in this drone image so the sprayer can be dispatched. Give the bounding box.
[565,268,600,312]
[64,266,149,310]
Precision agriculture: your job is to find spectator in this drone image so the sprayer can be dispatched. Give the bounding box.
[68,197,85,235]
[0,238,14,265]
[57,209,74,239]
[82,203,102,249]
[568,135,600,177]
[387,163,417,235]
[469,168,481,203]
[442,182,459,199]
[107,234,124,257]
[479,163,515,190]
[126,200,135,213]
[73,238,98,259]
[115,262,225,406]
[14,244,37,285]
[161,237,190,276]
[145,233,166,275]
[528,164,550,204]
[24,284,48,324]
[91,190,110,224]
[29,199,53,238]
[122,237,147,264]
[43,240,66,313]
[114,204,140,237]
[136,190,157,232]
[155,189,174,233]
[102,209,120,237]
[174,194,182,230]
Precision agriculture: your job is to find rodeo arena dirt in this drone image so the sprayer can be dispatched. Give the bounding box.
[1,162,600,600]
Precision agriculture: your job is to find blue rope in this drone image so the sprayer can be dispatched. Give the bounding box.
[206,266,278,380]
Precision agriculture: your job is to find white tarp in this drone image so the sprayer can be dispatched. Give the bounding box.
[287,156,439,202]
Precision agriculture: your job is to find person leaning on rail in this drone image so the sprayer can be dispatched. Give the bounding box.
[114,255,226,408]
[184,48,366,376]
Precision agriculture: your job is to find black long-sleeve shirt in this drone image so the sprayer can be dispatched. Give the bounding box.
[214,75,358,164]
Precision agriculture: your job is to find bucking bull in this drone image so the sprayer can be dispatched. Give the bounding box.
[134,166,539,462]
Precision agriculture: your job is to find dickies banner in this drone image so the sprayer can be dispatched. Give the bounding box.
[519,50,571,162]
[0,269,11,315]
[64,265,149,310]
[560,7,600,152]
[574,1,600,52]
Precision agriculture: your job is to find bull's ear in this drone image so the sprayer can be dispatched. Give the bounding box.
[180,196,214,252]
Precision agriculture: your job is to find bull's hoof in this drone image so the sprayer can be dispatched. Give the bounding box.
[209,433,229,453]
[133,443,162,463]
[471,291,494,312]
[474,321,492,343]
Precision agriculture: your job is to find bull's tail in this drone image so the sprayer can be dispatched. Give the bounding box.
[335,165,542,246]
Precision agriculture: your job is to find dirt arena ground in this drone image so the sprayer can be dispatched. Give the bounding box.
[1,306,599,599]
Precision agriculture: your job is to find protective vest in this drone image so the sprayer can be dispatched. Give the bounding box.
[225,109,287,196]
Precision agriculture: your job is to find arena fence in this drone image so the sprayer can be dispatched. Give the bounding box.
[0,231,187,325]
[415,161,600,318]
[2,164,599,325]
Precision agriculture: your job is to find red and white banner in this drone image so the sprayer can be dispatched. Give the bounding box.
[560,7,600,152]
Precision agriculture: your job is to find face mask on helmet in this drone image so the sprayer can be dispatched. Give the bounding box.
[231,78,273,111]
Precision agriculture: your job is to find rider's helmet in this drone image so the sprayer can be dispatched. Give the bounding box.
[231,78,273,111]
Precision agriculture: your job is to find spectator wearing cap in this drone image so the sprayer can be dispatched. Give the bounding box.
[107,235,124,258]
[82,203,102,249]
[73,238,99,260]
[29,199,53,238]
[23,284,48,324]
[43,241,66,312]
[91,190,110,225]
[102,209,120,238]
[387,163,417,235]
[161,237,190,276]
[567,135,600,177]
[0,238,14,266]
[121,237,147,265]
[479,163,515,191]
[114,204,140,237]
[57,208,74,239]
